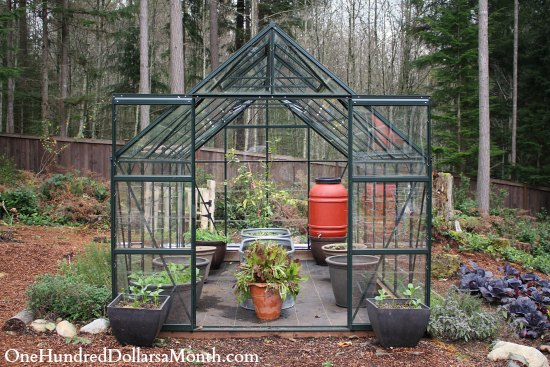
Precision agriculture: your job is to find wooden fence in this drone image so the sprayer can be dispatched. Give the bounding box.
[1,133,548,213]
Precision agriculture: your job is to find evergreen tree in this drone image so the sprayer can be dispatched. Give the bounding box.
[416,0,480,176]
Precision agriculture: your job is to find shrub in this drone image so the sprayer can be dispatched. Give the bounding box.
[58,242,111,288]
[428,287,502,341]
[0,187,39,217]
[26,274,110,322]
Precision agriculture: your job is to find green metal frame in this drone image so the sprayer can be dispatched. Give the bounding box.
[111,22,432,332]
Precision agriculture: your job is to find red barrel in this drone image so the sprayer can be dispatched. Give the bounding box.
[309,177,348,238]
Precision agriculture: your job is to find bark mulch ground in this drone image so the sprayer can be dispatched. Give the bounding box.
[0,224,542,366]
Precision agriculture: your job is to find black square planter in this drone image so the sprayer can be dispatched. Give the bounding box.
[107,294,171,347]
[366,298,430,348]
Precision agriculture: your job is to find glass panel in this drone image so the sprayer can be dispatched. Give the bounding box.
[351,182,428,249]
[115,181,191,249]
[352,105,428,177]
[350,253,427,325]
[119,105,193,161]
[195,27,350,96]
[115,161,191,177]
[114,252,196,325]
[272,33,349,95]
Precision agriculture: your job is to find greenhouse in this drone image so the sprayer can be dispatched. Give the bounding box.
[111,22,432,332]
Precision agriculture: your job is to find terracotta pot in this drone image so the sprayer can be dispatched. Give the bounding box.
[249,283,282,321]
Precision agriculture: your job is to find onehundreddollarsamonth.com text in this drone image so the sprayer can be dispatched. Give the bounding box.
[4,347,259,364]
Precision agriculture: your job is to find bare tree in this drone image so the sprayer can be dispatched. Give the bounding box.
[41,0,49,134]
[170,0,185,93]
[57,0,69,137]
[511,0,518,168]
[477,0,490,215]
[6,0,15,134]
[250,0,259,36]
[139,0,150,129]
[209,0,219,70]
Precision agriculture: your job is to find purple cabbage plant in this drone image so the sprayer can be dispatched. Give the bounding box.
[458,261,550,339]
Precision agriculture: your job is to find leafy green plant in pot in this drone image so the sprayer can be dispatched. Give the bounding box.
[234,241,306,321]
[129,262,203,324]
[107,276,171,347]
[184,228,230,269]
[365,283,431,348]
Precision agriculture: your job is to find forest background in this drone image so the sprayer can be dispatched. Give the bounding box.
[0,0,548,187]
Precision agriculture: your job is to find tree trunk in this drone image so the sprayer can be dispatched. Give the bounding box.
[58,0,69,137]
[6,0,15,134]
[511,0,518,168]
[0,81,3,133]
[170,0,185,93]
[41,0,49,134]
[477,0,490,215]
[17,0,27,133]
[209,0,219,70]
[234,0,246,150]
[139,0,150,129]
[250,0,259,36]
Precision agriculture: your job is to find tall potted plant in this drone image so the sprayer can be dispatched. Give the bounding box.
[107,277,171,347]
[234,241,306,321]
[365,283,431,348]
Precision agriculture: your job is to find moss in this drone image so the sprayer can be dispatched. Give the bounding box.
[431,253,460,279]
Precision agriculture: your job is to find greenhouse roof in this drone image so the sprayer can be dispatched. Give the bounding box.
[116,23,424,162]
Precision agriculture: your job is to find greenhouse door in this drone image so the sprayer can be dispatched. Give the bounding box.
[111,96,197,332]
[347,97,432,329]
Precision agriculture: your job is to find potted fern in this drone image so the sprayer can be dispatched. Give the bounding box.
[107,276,171,347]
[234,241,306,321]
[365,283,431,348]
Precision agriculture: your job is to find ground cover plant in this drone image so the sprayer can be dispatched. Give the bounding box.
[459,261,550,339]
[428,286,502,341]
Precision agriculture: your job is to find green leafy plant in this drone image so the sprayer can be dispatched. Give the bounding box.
[374,288,392,302]
[403,283,422,308]
[183,228,230,243]
[26,274,110,322]
[225,149,297,228]
[234,241,306,303]
[0,187,39,217]
[428,287,502,341]
[373,283,423,308]
[58,242,111,288]
[129,262,200,285]
[124,276,164,308]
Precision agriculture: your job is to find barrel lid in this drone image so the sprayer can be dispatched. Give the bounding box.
[315,177,341,184]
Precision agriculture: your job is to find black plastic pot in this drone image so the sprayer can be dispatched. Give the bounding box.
[107,294,171,347]
[309,236,346,265]
[325,255,380,307]
[365,298,431,348]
